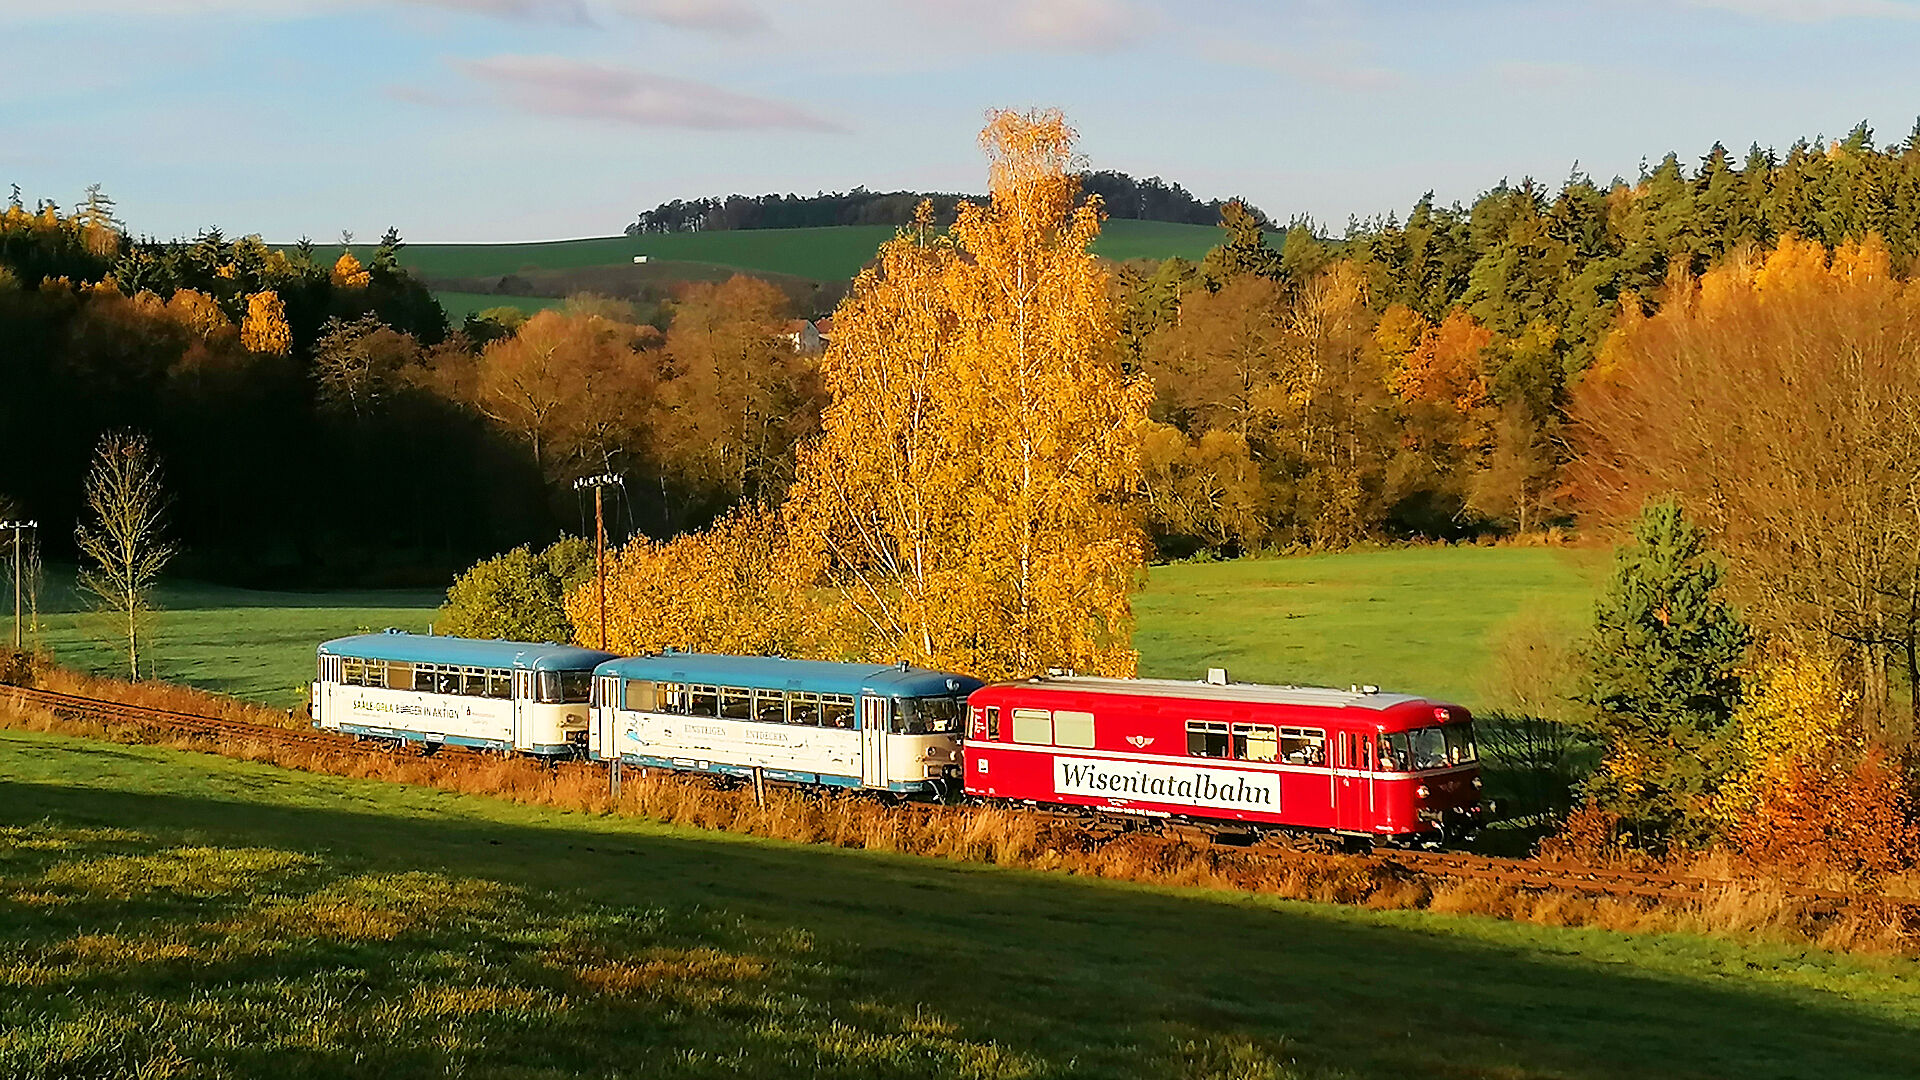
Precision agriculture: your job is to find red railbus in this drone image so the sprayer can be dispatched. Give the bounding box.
[964,674,1482,844]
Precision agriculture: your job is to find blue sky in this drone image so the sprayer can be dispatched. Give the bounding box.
[5,0,1919,243]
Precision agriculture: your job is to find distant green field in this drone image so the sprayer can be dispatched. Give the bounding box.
[311,219,1223,289]
[30,548,1599,710]
[432,290,561,322]
[4,728,1915,1079]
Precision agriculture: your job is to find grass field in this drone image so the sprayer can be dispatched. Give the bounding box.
[33,577,440,709]
[2,726,1915,1079]
[1134,547,1604,705]
[28,547,1601,710]
[433,290,562,322]
[313,219,1224,291]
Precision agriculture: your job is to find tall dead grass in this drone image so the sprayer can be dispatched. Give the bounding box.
[4,672,1916,958]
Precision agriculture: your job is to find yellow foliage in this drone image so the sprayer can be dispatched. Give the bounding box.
[582,109,1149,680]
[166,288,231,340]
[785,108,1150,679]
[332,251,371,288]
[1717,645,1854,826]
[240,290,291,355]
[566,504,822,658]
[1371,303,1428,389]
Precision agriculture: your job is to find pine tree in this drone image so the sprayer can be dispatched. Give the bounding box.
[1577,498,1749,847]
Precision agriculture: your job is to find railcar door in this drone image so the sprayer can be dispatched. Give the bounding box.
[512,669,535,752]
[1334,730,1369,832]
[860,696,889,788]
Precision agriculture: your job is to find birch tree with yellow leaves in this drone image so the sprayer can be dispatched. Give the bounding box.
[785,108,1152,678]
[581,109,1152,680]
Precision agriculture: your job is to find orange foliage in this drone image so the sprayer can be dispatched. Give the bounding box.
[1730,747,1918,878]
[240,290,290,355]
[1391,309,1490,410]
[166,289,232,340]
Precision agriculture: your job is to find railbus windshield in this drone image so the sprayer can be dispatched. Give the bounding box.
[1378,722,1477,772]
[537,670,594,704]
[891,696,966,735]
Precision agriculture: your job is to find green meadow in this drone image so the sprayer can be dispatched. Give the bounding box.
[1,727,1914,1079]
[316,220,1222,284]
[29,547,1602,710]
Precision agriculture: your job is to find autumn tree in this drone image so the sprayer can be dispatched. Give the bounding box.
[240,289,290,355]
[1577,498,1749,846]
[74,431,175,680]
[784,109,1152,677]
[472,308,660,481]
[313,315,421,419]
[1571,236,1920,730]
[655,275,815,523]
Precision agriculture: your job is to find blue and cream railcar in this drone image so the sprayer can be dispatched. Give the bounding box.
[589,653,982,796]
[313,632,617,756]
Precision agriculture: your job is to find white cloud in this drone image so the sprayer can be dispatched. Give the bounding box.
[1684,0,1920,19]
[613,0,767,36]
[1204,38,1404,93]
[455,55,845,131]
[906,0,1151,53]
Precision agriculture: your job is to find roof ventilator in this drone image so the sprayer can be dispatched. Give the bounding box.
[1206,668,1230,686]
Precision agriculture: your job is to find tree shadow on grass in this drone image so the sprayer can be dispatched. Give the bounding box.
[2,774,1916,1080]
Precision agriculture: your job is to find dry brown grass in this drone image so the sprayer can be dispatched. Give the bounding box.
[5,671,1917,958]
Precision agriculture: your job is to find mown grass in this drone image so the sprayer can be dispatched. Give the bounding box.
[433,290,563,322]
[2,727,1917,1079]
[31,576,439,709]
[1135,546,1604,704]
[27,548,1599,709]
[310,219,1225,288]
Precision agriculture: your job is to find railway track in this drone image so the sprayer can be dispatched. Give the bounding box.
[6,683,1916,914]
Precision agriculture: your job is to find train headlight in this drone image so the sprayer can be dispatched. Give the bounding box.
[1471,777,1483,790]
[1415,784,1430,800]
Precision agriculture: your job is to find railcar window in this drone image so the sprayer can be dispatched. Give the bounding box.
[1186,720,1230,758]
[1279,726,1326,765]
[1406,727,1449,770]
[656,682,687,714]
[535,670,593,703]
[689,685,719,717]
[1012,708,1053,745]
[488,670,511,699]
[821,694,856,729]
[461,668,487,696]
[720,687,753,720]
[1053,709,1095,748]
[341,658,365,685]
[1233,723,1278,763]
[624,679,656,713]
[435,667,461,695]
[892,696,963,735]
[1444,722,1478,765]
[1378,732,1409,772]
[789,692,822,726]
[986,706,1001,740]
[756,689,787,724]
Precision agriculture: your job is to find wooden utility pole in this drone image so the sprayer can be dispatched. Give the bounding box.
[572,473,621,797]
[571,473,619,650]
[1,520,35,650]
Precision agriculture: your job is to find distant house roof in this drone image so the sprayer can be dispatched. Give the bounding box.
[319,632,616,672]
[814,316,835,336]
[596,652,982,699]
[783,319,813,333]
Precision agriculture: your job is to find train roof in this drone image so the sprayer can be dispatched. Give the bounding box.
[980,675,1447,713]
[319,632,617,671]
[596,652,983,699]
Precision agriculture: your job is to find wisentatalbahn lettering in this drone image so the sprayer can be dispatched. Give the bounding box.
[1055,757,1280,811]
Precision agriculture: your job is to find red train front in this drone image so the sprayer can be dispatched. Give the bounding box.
[964,671,1482,845]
